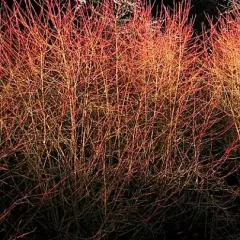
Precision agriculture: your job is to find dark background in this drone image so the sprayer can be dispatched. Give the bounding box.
[150,0,233,32]
[1,0,235,33]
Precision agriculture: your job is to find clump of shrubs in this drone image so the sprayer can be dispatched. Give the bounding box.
[0,0,239,239]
